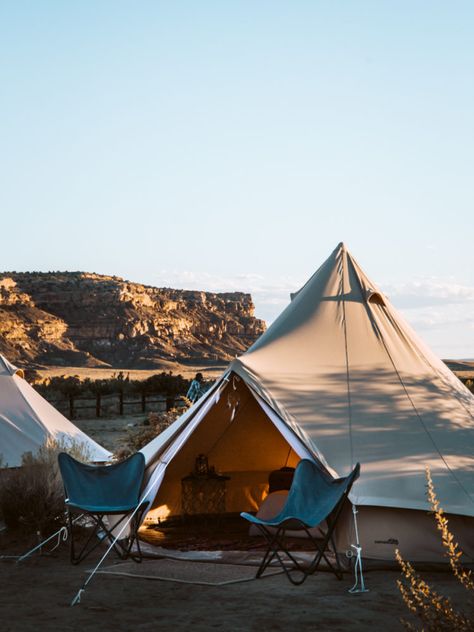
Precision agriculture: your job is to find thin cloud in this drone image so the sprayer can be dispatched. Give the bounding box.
[381,277,474,309]
[153,270,474,357]
[153,269,300,322]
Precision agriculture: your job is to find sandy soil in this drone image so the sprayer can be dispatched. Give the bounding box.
[75,414,146,453]
[0,532,469,632]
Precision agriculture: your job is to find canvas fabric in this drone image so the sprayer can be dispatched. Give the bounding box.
[0,355,111,467]
[139,244,474,561]
[231,243,474,516]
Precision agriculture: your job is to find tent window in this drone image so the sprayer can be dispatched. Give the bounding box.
[366,290,386,306]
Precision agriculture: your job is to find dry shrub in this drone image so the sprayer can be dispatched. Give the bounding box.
[0,438,92,537]
[115,401,191,460]
[397,467,474,631]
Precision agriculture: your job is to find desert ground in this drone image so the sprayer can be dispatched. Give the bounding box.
[75,414,146,453]
[0,531,468,632]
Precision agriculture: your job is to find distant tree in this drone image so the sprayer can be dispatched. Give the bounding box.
[144,372,190,410]
[83,378,112,417]
[110,371,131,415]
[48,376,82,419]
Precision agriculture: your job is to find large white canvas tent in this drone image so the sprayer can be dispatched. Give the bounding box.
[139,243,474,562]
[0,355,111,467]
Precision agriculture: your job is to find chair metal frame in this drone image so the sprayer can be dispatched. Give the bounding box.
[58,452,149,565]
[66,502,149,565]
[243,460,360,585]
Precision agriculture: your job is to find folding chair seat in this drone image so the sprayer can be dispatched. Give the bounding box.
[241,459,360,585]
[58,452,149,565]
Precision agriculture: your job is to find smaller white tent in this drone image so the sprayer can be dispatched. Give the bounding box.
[0,355,111,467]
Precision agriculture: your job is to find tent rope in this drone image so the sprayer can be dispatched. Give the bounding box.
[71,589,85,606]
[341,249,368,594]
[340,257,354,470]
[0,515,83,563]
[70,497,147,606]
[347,506,369,593]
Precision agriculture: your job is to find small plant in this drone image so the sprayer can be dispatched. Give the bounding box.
[0,437,92,537]
[115,401,191,459]
[396,467,474,631]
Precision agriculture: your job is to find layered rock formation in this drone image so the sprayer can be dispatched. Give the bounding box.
[0,272,266,368]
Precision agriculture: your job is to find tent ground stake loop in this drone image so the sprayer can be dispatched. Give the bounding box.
[71,588,85,607]
[348,505,369,594]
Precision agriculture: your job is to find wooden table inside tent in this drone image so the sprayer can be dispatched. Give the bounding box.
[181,473,231,517]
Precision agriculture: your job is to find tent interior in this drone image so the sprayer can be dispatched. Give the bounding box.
[146,375,305,524]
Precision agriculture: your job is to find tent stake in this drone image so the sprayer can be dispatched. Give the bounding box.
[348,505,368,594]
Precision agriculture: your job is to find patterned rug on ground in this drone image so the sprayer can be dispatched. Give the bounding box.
[92,558,284,586]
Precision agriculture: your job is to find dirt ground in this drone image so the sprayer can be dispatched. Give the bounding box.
[0,530,470,632]
[75,414,146,453]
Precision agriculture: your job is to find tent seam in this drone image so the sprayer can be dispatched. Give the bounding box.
[341,248,354,469]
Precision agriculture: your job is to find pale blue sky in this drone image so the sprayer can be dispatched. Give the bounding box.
[1,2,473,356]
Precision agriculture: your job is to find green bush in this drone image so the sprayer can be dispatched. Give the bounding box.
[0,438,92,537]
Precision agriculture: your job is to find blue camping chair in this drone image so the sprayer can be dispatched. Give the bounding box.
[58,452,149,565]
[241,459,360,585]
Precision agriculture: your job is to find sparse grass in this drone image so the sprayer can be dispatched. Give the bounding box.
[114,400,191,460]
[396,467,474,631]
[0,438,92,537]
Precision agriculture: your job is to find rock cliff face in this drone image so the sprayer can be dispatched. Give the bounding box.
[0,272,266,368]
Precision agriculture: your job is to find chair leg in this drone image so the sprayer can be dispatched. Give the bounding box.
[111,502,149,563]
[255,520,345,585]
[303,523,344,580]
[256,526,313,585]
[68,511,106,565]
[66,502,149,565]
